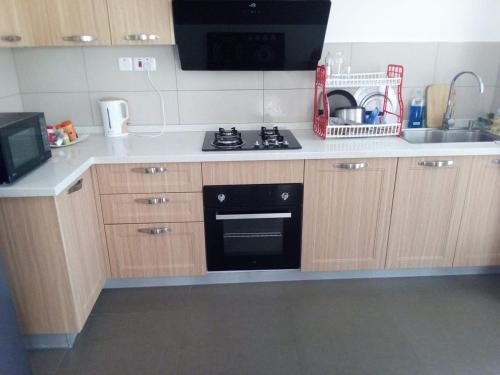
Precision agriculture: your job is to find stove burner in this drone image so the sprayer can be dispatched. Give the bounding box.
[260,126,288,147]
[212,127,244,149]
[260,126,280,139]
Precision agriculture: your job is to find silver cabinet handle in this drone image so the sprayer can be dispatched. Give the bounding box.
[131,166,166,174]
[216,213,292,220]
[62,35,97,43]
[418,160,454,168]
[1,35,22,42]
[336,162,368,170]
[135,197,169,205]
[492,159,500,165]
[68,179,83,194]
[138,227,171,235]
[124,33,160,41]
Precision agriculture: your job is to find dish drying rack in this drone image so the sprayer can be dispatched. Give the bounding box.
[313,64,404,139]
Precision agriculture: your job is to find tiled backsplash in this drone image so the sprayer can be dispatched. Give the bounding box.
[1,43,499,131]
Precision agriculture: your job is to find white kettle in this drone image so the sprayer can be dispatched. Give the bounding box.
[98,98,129,137]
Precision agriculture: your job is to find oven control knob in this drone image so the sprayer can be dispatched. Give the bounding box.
[281,192,290,201]
[217,193,226,203]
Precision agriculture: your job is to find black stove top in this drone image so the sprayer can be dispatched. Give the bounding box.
[202,126,302,151]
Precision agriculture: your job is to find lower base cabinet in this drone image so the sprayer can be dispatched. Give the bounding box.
[454,156,500,266]
[386,156,473,269]
[301,158,397,271]
[105,222,206,278]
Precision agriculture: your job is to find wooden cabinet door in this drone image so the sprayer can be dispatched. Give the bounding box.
[386,156,473,269]
[106,222,206,278]
[454,156,500,266]
[55,169,107,330]
[107,0,173,45]
[301,158,397,272]
[0,0,35,46]
[41,0,111,46]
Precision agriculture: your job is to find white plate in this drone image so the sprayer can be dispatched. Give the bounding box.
[354,86,398,113]
[50,134,89,148]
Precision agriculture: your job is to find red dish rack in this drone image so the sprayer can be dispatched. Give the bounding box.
[313,64,405,139]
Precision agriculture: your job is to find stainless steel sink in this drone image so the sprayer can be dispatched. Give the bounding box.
[402,129,498,144]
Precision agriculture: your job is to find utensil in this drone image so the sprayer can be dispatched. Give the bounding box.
[335,107,366,125]
[426,85,451,128]
[327,90,357,116]
[98,98,129,137]
[354,86,397,113]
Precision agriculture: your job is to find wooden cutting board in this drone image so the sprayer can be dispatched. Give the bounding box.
[426,85,453,128]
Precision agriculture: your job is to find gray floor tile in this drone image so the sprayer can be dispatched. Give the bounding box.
[29,349,67,375]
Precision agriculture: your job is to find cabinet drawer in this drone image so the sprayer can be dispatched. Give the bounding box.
[105,222,206,278]
[96,163,202,194]
[101,192,203,224]
[202,160,304,185]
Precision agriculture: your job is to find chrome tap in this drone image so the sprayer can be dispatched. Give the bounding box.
[442,71,484,130]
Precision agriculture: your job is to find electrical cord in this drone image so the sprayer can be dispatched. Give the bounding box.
[129,69,167,138]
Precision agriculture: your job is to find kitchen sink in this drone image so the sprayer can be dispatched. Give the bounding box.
[402,129,498,144]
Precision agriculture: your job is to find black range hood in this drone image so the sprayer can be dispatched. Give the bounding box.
[173,0,331,71]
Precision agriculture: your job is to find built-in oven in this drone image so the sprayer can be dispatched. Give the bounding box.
[203,183,302,271]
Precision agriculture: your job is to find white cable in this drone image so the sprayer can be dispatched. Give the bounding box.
[129,69,167,138]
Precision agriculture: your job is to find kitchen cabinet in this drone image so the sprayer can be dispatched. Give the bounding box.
[0,169,107,333]
[202,160,305,185]
[105,222,206,278]
[301,158,397,271]
[454,156,500,266]
[107,0,174,45]
[40,0,111,46]
[386,156,473,269]
[0,0,38,47]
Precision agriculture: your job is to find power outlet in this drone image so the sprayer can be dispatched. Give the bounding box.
[133,57,157,71]
[118,57,133,71]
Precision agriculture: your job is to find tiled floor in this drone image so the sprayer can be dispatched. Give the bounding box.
[29,275,500,375]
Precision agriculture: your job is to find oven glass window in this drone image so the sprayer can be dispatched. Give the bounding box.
[222,218,284,257]
[8,127,39,169]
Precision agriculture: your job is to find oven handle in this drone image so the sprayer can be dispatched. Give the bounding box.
[215,213,292,220]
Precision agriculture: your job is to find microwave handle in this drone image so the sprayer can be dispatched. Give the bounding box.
[216,213,292,220]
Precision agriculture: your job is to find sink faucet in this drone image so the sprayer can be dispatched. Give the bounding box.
[441,71,484,130]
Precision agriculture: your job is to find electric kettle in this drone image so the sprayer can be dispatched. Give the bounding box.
[98,98,129,137]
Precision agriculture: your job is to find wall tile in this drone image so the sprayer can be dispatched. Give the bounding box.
[434,43,500,87]
[264,89,314,123]
[14,48,88,93]
[492,87,500,112]
[89,91,179,126]
[453,86,495,119]
[84,46,177,91]
[263,71,315,89]
[22,93,94,126]
[178,90,263,124]
[0,49,20,97]
[0,95,23,112]
[350,43,438,88]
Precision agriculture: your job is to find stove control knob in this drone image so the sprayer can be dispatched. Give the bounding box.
[255,140,260,147]
[281,192,290,201]
[263,140,269,147]
[284,140,289,146]
[217,193,226,203]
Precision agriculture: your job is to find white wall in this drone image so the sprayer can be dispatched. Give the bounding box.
[325,0,500,42]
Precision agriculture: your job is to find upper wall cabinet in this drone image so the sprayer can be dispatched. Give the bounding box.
[107,0,173,45]
[0,0,37,46]
[41,0,111,46]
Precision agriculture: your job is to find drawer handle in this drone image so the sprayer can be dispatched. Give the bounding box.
[336,162,368,170]
[131,166,167,174]
[492,159,500,165]
[138,227,171,235]
[68,179,83,194]
[135,197,169,205]
[124,33,160,41]
[62,35,97,43]
[418,160,454,168]
[1,35,22,42]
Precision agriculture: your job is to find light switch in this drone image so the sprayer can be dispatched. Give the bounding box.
[118,57,133,71]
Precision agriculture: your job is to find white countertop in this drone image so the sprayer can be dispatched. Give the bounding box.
[1,129,499,197]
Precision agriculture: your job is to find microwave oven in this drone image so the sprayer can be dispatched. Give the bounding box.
[0,112,52,184]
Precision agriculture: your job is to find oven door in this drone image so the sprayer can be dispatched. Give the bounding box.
[205,207,301,271]
[0,115,49,183]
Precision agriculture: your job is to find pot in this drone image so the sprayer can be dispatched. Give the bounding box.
[334,106,366,125]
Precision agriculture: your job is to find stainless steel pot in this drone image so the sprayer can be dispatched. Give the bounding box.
[334,107,366,125]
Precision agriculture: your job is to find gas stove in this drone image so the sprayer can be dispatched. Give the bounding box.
[202,126,302,151]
